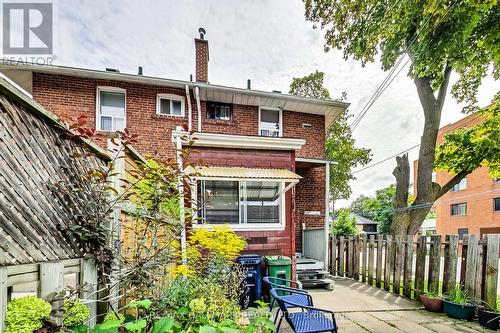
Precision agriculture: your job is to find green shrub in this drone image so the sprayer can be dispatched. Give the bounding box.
[5,296,52,333]
[332,209,358,236]
[445,285,470,305]
[63,299,91,327]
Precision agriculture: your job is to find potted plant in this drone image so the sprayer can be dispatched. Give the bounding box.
[476,301,500,330]
[419,292,443,312]
[443,286,476,321]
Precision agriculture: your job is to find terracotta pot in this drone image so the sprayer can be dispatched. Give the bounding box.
[419,294,444,312]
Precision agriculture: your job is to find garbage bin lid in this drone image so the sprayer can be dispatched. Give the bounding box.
[264,255,292,265]
[236,254,263,265]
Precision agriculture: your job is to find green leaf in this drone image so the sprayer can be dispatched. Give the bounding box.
[124,319,147,333]
[199,326,217,333]
[151,317,175,333]
[91,322,120,333]
[219,327,240,333]
[127,299,152,310]
[72,325,89,333]
[176,306,189,316]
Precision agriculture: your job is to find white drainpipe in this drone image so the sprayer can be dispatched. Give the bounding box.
[194,86,202,132]
[185,85,193,131]
[176,130,187,265]
[324,162,331,269]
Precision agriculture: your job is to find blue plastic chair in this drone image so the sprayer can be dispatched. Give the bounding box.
[263,276,313,324]
[271,288,337,333]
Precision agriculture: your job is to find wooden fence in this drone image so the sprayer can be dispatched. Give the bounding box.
[0,258,97,332]
[329,234,500,308]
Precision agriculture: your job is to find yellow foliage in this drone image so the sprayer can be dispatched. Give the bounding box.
[188,225,247,260]
[168,264,196,278]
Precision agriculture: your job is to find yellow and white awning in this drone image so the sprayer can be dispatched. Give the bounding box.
[184,166,302,183]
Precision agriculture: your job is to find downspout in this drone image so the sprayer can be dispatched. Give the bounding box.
[185,85,193,131]
[194,86,202,132]
[324,162,331,269]
[175,130,187,265]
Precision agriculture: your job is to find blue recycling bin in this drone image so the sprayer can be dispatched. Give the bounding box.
[236,254,263,307]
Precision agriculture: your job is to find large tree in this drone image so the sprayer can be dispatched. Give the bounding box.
[289,71,371,205]
[304,0,499,235]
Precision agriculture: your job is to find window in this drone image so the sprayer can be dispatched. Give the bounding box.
[156,94,185,117]
[259,108,282,137]
[494,198,500,212]
[451,178,467,192]
[97,87,125,131]
[493,178,500,183]
[197,180,283,227]
[207,102,232,120]
[451,202,467,216]
[458,228,468,240]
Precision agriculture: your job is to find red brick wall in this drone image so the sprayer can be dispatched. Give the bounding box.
[294,166,326,251]
[32,73,325,161]
[283,111,325,160]
[189,147,295,257]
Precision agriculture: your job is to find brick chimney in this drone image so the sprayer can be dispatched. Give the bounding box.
[195,28,209,83]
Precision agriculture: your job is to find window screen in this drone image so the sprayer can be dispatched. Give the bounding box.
[494,198,500,212]
[99,90,125,131]
[260,109,280,137]
[207,103,232,120]
[451,203,467,216]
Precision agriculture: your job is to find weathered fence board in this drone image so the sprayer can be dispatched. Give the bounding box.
[368,235,375,285]
[0,267,7,333]
[428,235,441,295]
[339,236,345,277]
[376,235,383,288]
[415,236,427,296]
[443,235,459,294]
[403,235,413,298]
[384,235,393,291]
[330,237,337,276]
[361,235,368,283]
[465,235,479,297]
[347,237,354,278]
[393,235,403,294]
[353,237,360,281]
[484,235,499,309]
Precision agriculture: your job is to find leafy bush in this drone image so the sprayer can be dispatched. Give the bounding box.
[5,296,52,333]
[331,209,358,236]
[63,299,91,327]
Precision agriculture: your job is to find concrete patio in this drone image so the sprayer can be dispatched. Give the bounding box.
[280,278,488,332]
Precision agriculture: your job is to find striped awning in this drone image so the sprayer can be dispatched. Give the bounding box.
[184,166,302,182]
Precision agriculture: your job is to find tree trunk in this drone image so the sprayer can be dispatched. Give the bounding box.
[390,65,467,236]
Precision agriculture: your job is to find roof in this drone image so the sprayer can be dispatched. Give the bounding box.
[0,73,112,160]
[0,61,349,129]
[351,214,379,225]
[185,165,302,182]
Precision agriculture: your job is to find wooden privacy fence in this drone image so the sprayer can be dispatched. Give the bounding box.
[329,234,500,309]
[0,258,97,332]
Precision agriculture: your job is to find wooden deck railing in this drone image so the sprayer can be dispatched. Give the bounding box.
[329,234,500,308]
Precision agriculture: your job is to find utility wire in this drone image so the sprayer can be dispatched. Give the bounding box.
[349,0,458,132]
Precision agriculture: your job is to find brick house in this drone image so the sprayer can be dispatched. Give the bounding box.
[413,113,500,238]
[0,30,348,268]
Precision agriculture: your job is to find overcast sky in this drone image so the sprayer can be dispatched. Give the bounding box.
[50,0,498,207]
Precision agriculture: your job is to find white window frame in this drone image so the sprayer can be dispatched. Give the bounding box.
[451,177,467,192]
[96,86,126,132]
[192,178,286,231]
[451,202,467,216]
[156,93,185,117]
[258,106,282,137]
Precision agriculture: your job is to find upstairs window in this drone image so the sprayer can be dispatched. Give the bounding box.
[259,108,282,137]
[451,202,467,216]
[494,198,500,212]
[493,178,500,183]
[97,87,126,131]
[207,102,232,121]
[156,94,185,117]
[451,178,467,192]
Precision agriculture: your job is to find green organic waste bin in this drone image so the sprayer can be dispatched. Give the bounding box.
[264,256,292,294]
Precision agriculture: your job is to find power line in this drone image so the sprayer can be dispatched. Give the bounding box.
[352,110,482,174]
[350,0,458,132]
[352,143,420,174]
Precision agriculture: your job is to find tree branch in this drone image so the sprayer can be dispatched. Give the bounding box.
[437,65,452,111]
[434,169,470,200]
